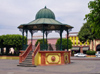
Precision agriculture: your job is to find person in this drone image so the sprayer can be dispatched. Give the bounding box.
[9,47,14,54]
[3,47,6,54]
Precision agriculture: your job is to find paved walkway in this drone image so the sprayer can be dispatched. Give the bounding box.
[0,58,100,74]
[71,57,100,60]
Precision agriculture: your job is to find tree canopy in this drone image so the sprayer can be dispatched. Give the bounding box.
[56,38,72,50]
[78,22,95,43]
[0,34,27,55]
[0,34,26,49]
[85,0,100,39]
[35,39,47,46]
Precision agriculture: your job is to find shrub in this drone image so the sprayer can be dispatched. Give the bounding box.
[86,50,96,55]
[56,38,72,51]
[35,39,48,50]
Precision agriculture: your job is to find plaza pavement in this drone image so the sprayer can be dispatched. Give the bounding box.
[71,56,100,60]
[0,57,100,74]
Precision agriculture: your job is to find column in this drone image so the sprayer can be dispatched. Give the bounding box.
[60,26,63,51]
[25,29,28,45]
[46,31,48,50]
[29,30,33,51]
[67,29,69,51]
[43,25,45,51]
[80,46,83,53]
[22,29,24,50]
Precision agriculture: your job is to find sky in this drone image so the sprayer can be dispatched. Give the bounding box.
[0,0,93,38]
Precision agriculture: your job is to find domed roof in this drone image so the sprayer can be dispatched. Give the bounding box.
[35,6,55,19]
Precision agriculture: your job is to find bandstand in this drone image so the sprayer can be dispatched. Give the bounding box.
[18,6,73,66]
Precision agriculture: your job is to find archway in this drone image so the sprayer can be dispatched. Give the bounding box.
[96,44,100,51]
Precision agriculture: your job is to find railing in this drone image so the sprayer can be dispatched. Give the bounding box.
[32,43,40,65]
[19,43,32,63]
[39,44,68,51]
[48,44,54,51]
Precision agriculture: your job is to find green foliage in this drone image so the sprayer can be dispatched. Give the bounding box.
[85,0,100,39]
[78,22,95,43]
[73,51,75,54]
[0,34,26,50]
[35,39,47,46]
[86,50,96,55]
[0,36,3,47]
[56,38,72,50]
[35,39,47,50]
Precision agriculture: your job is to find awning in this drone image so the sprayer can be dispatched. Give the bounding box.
[71,47,79,50]
[82,47,89,51]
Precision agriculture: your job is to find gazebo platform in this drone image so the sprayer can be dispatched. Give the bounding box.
[19,43,70,66]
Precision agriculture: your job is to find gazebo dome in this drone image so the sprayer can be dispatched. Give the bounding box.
[35,6,55,19]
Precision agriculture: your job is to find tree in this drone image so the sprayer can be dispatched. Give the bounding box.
[56,38,72,51]
[35,39,47,50]
[78,22,95,43]
[0,35,3,48]
[0,34,27,55]
[85,0,100,39]
[35,39,47,46]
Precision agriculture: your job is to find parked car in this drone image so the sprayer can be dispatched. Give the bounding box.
[74,53,86,57]
[95,51,100,57]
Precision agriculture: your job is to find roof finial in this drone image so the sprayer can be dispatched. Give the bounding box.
[45,6,47,9]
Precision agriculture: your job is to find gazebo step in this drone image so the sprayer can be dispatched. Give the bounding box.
[22,61,32,63]
[18,50,34,67]
[17,64,36,67]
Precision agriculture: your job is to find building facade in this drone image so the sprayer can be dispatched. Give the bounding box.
[68,32,89,54]
[28,32,100,53]
[68,32,100,53]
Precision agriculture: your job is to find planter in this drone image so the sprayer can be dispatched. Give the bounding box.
[86,55,96,57]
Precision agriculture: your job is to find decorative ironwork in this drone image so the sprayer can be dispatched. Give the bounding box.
[65,28,72,33]
[29,30,38,34]
[68,28,72,32]
[19,28,23,32]
[55,30,60,34]
[44,30,52,36]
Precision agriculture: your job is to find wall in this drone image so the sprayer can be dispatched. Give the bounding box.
[28,38,58,45]
[37,51,70,66]
[68,36,90,47]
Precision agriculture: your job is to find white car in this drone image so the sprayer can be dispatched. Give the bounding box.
[95,51,100,57]
[74,53,86,57]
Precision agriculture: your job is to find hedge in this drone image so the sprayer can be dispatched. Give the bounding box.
[86,50,96,55]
